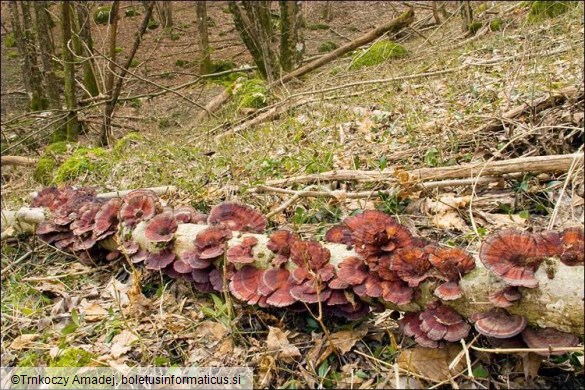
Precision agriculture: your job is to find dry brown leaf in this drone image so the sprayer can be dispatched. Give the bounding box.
[266,326,301,363]
[317,326,369,366]
[110,330,139,358]
[397,344,465,383]
[431,211,468,231]
[306,332,325,369]
[520,352,542,380]
[476,212,528,229]
[197,320,229,341]
[10,334,39,350]
[257,355,276,388]
[79,302,109,322]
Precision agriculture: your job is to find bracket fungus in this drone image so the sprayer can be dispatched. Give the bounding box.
[521,327,580,356]
[208,202,267,233]
[472,308,527,339]
[144,211,178,243]
[488,286,522,308]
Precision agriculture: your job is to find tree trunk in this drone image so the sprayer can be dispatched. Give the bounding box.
[157,1,173,28]
[279,1,303,73]
[10,2,47,111]
[33,1,60,110]
[100,1,120,146]
[75,1,100,97]
[61,0,80,142]
[431,1,442,24]
[322,1,333,22]
[460,1,473,31]
[196,1,212,74]
[271,8,415,87]
[101,1,155,146]
[229,1,280,82]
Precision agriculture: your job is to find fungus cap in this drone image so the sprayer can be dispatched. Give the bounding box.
[521,327,580,356]
[473,308,527,338]
[208,202,267,233]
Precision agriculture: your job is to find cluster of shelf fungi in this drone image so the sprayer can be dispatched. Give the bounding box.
[31,186,583,355]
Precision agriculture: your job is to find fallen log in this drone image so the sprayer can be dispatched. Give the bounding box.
[1,156,37,166]
[256,153,584,187]
[2,188,583,338]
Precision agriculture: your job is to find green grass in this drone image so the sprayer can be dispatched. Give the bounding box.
[350,40,407,69]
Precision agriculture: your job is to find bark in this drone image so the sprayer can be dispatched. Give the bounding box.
[259,153,584,187]
[196,1,212,74]
[460,0,473,31]
[61,0,81,142]
[0,156,37,166]
[34,1,61,109]
[157,1,173,28]
[10,1,47,111]
[100,1,121,146]
[194,87,232,123]
[431,1,442,24]
[279,1,303,72]
[2,205,583,335]
[270,8,415,87]
[101,1,154,146]
[75,2,100,97]
[322,1,333,22]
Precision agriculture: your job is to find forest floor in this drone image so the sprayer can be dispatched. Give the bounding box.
[1,1,584,388]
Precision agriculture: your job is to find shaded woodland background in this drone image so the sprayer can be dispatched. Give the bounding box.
[1,1,584,389]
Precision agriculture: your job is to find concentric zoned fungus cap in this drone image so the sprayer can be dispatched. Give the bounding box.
[534,230,562,257]
[559,227,584,266]
[93,198,121,239]
[390,247,432,287]
[479,230,545,288]
[226,236,258,264]
[267,230,294,266]
[70,234,97,251]
[172,258,194,274]
[472,308,527,338]
[290,279,332,304]
[229,266,264,304]
[31,186,64,210]
[290,239,331,270]
[258,268,296,307]
[144,211,178,243]
[180,249,213,269]
[328,300,371,321]
[419,304,471,342]
[427,246,475,281]
[324,225,354,245]
[70,201,104,236]
[343,210,412,257]
[145,248,176,270]
[381,279,413,305]
[488,286,522,308]
[434,281,463,301]
[208,202,267,233]
[400,313,442,348]
[336,256,369,286]
[119,193,159,227]
[521,327,579,356]
[194,225,233,259]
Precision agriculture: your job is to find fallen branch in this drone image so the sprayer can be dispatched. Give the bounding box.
[1,156,37,166]
[270,8,415,87]
[256,153,584,187]
[194,87,233,123]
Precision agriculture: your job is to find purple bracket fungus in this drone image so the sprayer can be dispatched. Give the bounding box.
[194,225,233,259]
[472,308,527,338]
[521,327,580,356]
[144,211,178,243]
[489,286,522,308]
[208,202,267,233]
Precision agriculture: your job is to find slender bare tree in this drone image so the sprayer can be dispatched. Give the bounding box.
[196,1,212,74]
[61,0,81,141]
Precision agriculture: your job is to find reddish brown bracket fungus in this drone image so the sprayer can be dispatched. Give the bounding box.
[427,246,475,281]
[489,286,522,308]
[337,256,368,286]
[130,249,148,264]
[70,234,97,251]
[472,308,527,338]
[534,230,562,257]
[208,202,267,233]
[172,258,194,274]
[70,201,103,236]
[173,206,206,224]
[418,304,471,342]
[229,266,264,304]
[119,194,158,227]
[290,279,332,304]
[145,249,176,270]
[144,211,178,243]
[434,281,463,301]
[226,236,258,264]
[194,225,233,259]
[400,312,442,348]
[343,210,412,257]
[389,247,432,287]
[36,222,67,235]
[180,249,212,269]
[521,327,580,356]
[257,268,296,307]
[120,240,140,255]
[93,198,121,239]
[31,186,64,211]
[267,230,294,266]
[381,279,413,305]
[559,227,584,266]
[324,225,353,245]
[480,230,546,288]
[290,239,331,270]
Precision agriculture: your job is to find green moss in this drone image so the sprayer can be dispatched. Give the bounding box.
[115,46,122,54]
[130,58,139,68]
[489,18,503,31]
[307,23,329,30]
[467,21,483,34]
[33,142,71,185]
[235,79,268,110]
[350,40,407,70]
[318,41,338,53]
[528,1,576,22]
[147,19,160,30]
[175,59,189,67]
[93,6,111,25]
[54,147,109,184]
[8,50,18,59]
[114,132,144,155]
[4,33,16,48]
[50,348,95,367]
[125,7,139,17]
[212,60,236,73]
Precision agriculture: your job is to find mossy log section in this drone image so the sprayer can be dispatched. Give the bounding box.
[2,207,583,335]
[270,8,415,87]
